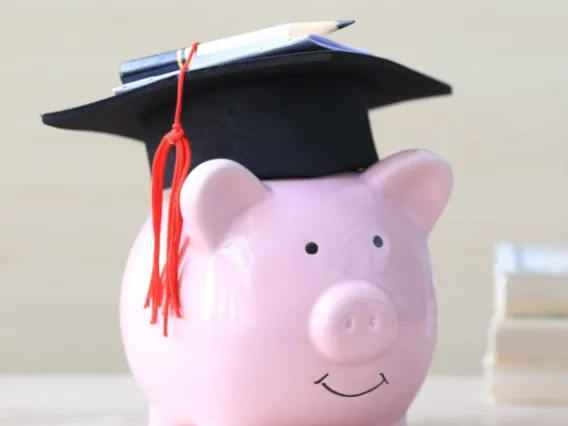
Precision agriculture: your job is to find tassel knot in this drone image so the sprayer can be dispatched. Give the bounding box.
[167,123,185,143]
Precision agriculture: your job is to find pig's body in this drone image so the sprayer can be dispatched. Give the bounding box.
[120,149,453,426]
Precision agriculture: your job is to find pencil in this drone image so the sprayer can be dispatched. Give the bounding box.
[119,20,355,84]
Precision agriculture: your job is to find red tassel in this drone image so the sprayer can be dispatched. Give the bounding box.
[144,42,200,337]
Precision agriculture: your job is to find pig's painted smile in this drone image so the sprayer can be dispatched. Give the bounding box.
[313,373,389,397]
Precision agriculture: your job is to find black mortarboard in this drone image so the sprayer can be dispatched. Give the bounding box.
[41,48,451,189]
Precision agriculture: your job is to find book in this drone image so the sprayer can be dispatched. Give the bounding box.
[486,371,568,405]
[485,317,568,369]
[119,20,355,84]
[484,359,568,405]
[497,274,568,317]
[112,34,370,95]
[493,242,568,317]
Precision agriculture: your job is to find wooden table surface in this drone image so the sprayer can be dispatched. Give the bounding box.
[0,375,567,425]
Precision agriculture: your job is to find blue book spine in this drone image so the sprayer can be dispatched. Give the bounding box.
[119,47,193,84]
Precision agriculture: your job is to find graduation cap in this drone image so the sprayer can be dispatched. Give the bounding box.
[42,34,451,189]
[40,31,452,336]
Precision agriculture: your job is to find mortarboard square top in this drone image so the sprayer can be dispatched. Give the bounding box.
[41,33,452,189]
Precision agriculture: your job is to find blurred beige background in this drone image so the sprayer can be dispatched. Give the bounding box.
[0,0,566,374]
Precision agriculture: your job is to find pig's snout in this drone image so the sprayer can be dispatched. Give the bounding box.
[309,281,398,364]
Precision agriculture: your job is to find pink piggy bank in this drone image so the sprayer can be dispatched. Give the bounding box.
[120,148,453,426]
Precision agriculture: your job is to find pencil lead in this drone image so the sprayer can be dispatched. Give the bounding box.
[336,20,355,30]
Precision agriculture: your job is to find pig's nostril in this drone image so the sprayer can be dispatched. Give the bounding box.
[343,316,355,332]
[368,315,380,331]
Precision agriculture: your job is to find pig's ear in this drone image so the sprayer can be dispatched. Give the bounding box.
[180,159,268,251]
[362,149,453,234]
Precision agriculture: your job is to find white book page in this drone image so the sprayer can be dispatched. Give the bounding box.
[494,241,568,279]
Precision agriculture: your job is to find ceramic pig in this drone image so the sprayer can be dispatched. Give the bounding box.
[120,148,453,426]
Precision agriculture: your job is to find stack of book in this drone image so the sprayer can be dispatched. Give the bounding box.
[113,20,361,95]
[484,242,568,405]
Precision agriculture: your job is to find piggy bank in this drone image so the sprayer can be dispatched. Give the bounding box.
[120,148,453,426]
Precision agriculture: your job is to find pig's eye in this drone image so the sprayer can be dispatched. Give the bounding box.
[373,235,384,248]
[305,242,319,255]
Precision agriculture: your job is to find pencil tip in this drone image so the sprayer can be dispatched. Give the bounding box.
[336,20,355,30]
